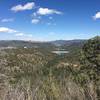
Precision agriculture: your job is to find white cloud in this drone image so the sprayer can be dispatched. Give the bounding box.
[11,2,35,12]
[15,34,33,40]
[93,12,100,20]
[37,8,62,15]
[0,27,17,33]
[15,33,24,36]
[1,18,14,22]
[24,34,32,37]
[0,27,33,40]
[47,22,56,26]
[15,32,32,37]
[31,19,40,24]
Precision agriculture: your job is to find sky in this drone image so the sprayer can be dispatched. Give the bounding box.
[0,0,100,41]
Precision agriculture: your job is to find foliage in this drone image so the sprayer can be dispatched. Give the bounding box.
[0,36,100,100]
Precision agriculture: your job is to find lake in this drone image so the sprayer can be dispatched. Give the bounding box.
[52,50,69,55]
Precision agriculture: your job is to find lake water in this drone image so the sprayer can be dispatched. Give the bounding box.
[52,51,69,55]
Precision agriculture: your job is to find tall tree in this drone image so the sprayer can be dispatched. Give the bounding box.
[81,36,100,71]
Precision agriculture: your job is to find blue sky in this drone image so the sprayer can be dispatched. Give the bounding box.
[0,0,100,41]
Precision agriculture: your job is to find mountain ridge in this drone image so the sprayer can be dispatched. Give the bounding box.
[0,39,86,47]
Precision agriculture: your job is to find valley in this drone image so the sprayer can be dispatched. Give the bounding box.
[0,37,100,100]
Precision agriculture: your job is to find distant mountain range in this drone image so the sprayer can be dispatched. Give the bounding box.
[0,40,86,48]
[51,40,85,46]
